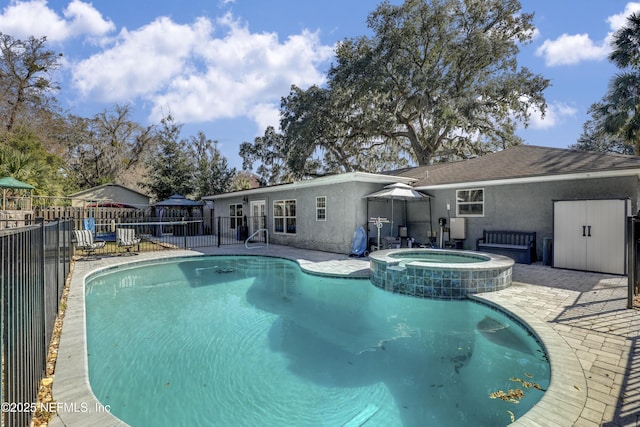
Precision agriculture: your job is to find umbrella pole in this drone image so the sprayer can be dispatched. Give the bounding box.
[390,199,394,236]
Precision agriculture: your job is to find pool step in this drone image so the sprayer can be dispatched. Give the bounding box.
[343,404,379,427]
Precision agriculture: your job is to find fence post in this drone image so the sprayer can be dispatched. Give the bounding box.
[1,225,5,427]
[55,218,61,304]
[628,217,637,309]
[183,217,187,249]
[36,217,48,372]
[263,215,267,242]
[217,217,221,247]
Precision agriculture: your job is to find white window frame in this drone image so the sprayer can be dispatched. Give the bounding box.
[316,196,327,221]
[273,199,296,234]
[456,188,484,217]
[229,203,243,229]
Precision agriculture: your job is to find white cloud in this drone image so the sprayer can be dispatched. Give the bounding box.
[529,27,540,41]
[535,33,609,66]
[73,12,334,130]
[0,0,114,42]
[63,0,116,37]
[249,103,281,134]
[607,2,640,31]
[527,101,577,130]
[536,2,640,67]
[73,16,211,100]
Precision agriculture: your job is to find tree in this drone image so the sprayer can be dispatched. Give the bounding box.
[62,104,155,189]
[588,13,640,155]
[0,34,62,132]
[280,0,548,172]
[190,131,235,198]
[229,171,258,191]
[0,126,66,195]
[239,126,302,185]
[279,85,409,178]
[570,102,634,155]
[142,115,194,201]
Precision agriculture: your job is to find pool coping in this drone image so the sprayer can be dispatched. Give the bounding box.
[49,250,585,427]
[50,251,203,427]
[471,294,587,426]
[369,247,515,271]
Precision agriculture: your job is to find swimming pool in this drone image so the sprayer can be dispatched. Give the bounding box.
[85,255,548,426]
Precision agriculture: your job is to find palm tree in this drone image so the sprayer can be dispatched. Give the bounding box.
[597,13,640,155]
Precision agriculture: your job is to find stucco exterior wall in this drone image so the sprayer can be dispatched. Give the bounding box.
[212,174,638,257]
[218,181,385,254]
[419,175,638,259]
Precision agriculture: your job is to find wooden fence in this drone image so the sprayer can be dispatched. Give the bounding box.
[34,206,148,231]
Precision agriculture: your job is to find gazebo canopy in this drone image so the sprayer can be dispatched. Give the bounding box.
[0,176,34,212]
[0,177,35,190]
[154,194,204,207]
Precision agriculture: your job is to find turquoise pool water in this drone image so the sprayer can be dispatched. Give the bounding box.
[389,251,489,264]
[85,256,549,426]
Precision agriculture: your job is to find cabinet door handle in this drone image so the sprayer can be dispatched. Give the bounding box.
[587,225,591,237]
[582,225,586,236]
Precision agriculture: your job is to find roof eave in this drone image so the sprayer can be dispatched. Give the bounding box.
[203,172,416,201]
[414,168,640,190]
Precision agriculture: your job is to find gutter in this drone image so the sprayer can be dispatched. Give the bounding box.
[413,168,640,191]
[203,172,416,201]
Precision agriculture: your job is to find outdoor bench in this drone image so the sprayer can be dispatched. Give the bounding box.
[476,230,536,264]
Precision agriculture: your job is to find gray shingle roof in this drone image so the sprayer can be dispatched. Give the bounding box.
[392,145,640,187]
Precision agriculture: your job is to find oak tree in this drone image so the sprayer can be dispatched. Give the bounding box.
[0,34,62,132]
[280,0,549,174]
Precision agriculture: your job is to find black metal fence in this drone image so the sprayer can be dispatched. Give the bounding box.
[70,216,268,256]
[0,218,72,427]
[628,216,640,308]
[216,215,267,247]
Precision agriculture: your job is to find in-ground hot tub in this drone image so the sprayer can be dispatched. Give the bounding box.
[369,248,515,299]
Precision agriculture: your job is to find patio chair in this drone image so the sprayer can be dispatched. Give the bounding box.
[116,228,141,253]
[73,229,106,257]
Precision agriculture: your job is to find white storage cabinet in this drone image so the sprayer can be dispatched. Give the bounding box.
[553,199,628,275]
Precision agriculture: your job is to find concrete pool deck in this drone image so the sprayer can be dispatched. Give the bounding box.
[49,245,637,426]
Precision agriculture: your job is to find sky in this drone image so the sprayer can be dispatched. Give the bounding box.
[1,0,639,169]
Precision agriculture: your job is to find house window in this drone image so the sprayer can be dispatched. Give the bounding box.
[273,200,296,234]
[229,203,243,229]
[316,196,327,221]
[456,188,484,216]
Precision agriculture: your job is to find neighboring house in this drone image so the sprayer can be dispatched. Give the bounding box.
[205,145,640,273]
[69,183,151,208]
[202,172,415,253]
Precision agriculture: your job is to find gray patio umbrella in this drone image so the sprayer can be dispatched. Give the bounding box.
[363,183,431,236]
